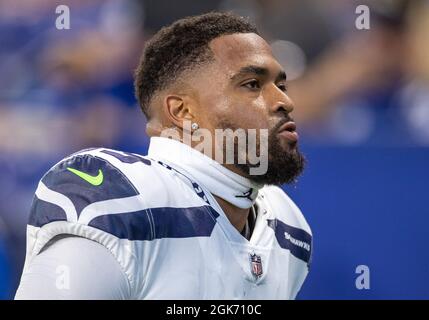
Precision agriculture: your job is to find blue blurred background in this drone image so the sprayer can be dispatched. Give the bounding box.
[1,0,428,299]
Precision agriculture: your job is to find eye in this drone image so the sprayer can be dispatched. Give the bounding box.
[277,83,288,92]
[242,80,260,90]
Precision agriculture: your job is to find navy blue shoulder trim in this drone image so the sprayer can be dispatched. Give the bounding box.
[267,219,312,265]
[88,205,219,240]
[29,153,139,227]
[28,196,68,227]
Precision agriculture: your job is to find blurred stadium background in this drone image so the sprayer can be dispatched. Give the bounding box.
[1,0,429,299]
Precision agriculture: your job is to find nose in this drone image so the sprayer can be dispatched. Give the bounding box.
[269,89,294,115]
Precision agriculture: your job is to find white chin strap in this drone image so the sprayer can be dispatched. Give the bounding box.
[148,137,263,209]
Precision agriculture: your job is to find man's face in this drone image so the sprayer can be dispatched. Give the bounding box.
[187,33,305,185]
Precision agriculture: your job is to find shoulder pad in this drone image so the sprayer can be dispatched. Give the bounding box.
[29,151,139,228]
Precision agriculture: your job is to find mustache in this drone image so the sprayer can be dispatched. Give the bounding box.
[216,116,295,133]
[272,116,295,133]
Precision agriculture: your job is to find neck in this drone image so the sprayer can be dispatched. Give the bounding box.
[213,195,250,233]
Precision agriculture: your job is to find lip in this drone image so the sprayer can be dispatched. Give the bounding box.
[278,121,297,133]
[277,121,299,143]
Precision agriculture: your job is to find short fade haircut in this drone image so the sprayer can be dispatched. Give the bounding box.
[134,11,258,119]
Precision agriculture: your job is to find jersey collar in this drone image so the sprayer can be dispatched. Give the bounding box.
[148,136,263,209]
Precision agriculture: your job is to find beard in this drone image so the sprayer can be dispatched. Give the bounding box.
[217,119,306,186]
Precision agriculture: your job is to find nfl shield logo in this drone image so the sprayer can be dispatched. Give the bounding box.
[249,253,263,278]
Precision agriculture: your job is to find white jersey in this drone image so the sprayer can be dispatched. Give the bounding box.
[17,144,312,299]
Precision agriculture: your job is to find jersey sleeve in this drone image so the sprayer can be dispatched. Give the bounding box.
[15,236,131,300]
[29,151,139,229]
[22,150,149,297]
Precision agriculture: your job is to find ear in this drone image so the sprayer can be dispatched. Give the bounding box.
[164,94,195,130]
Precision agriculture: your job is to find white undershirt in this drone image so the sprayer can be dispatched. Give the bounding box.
[15,236,130,300]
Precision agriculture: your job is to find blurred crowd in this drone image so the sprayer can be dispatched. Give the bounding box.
[0,0,428,299]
